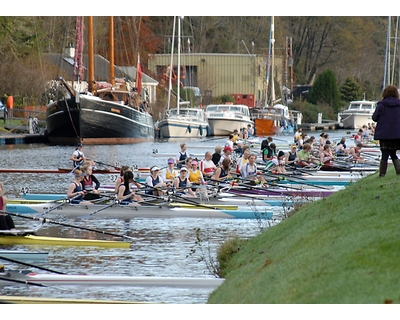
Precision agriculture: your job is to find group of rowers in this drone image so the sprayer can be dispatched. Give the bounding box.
[68,128,369,205]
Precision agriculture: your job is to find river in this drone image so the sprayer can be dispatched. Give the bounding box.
[0,130,354,305]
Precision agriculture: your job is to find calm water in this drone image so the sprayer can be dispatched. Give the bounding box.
[0,130,352,304]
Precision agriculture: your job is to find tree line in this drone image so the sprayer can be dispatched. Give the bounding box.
[0,16,391,119]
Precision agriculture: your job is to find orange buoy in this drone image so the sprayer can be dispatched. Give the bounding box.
[6,96,13,109]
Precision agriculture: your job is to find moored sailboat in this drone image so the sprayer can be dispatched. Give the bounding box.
[157,16,209,139]
[46,16,154,145]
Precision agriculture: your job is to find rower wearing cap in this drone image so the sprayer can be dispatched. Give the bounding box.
[67,169,91,204]
[161,158,178,183]
[219,145,233,165]
[70,143,96,169]
[70,143,86,168]
[145,165,169,196]
[188,160,204,185]
[173,166,196,197]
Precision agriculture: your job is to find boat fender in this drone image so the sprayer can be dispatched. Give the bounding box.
[187,125,192,133]
[199,125,203,136]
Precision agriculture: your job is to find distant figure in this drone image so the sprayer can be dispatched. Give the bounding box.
[247,124,254,137]
[145,166,169,196]
[80,164,101,200]
[70,143,95,169]
[372,84,400,177]
[173,166,196,197]
[285,144,299,168]
[67,169,92,204]
[212,146,222,166]
[0,182,16,231]
[117,171,144,204]
[261,136,273,152]
[348,143,365,163]
[176,143,190,169]
[294,128,302,143]
[199,151,217,178]
[114,165,132,194]
[162,158,178,183]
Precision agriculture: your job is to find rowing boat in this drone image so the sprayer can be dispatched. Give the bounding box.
[0,270,224,288]
[0,295,141,304]
[5,202,276,219]
[0,250,48,262]
[0,234,130,248]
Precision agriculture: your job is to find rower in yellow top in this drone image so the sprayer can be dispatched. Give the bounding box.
[161,158,178,183]
[188,160,204,185]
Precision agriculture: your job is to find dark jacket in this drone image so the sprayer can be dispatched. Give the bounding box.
[372,97,400,140]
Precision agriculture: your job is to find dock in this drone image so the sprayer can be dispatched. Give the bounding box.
[0,133,48,145]
[298,121,343,131]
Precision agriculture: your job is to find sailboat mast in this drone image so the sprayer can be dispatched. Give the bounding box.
[167,17,176,110]
[87,16,95,94]
[271,16,275,104]
[177,16,182,112]
[109,16,115,87]
[265,16,273,107]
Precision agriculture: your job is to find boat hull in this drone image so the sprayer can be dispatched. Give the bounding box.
[0,250,48,262]
[5,202,274,220]
[158,118,209,138]
[46,95,155,145]
[207,118,253,136]
[339,113,374,130]
[0,235,130,248]
[157,107,209,138]
[0,271,224,288]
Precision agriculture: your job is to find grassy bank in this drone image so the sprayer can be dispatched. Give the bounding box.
[208,167,400,304]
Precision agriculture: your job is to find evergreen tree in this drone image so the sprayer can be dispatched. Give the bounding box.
[307,69,341,113]
[339,77,363,102]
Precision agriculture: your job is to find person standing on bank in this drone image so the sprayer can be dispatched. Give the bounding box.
[372,84,400,177]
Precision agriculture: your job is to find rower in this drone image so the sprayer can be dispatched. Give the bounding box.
[199,151,216,179]
[70,143,96,170]
[173,166,196,197]
[176,143,190,169]
[0,182,16,231]
[117,171,143,205]
[67,169,92,204]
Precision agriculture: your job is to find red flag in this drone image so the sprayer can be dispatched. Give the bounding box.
[136,54,142,94]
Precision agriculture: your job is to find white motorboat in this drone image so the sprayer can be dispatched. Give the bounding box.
[205,104,254,136]
[338,100,377,129]
[158,106,210,138]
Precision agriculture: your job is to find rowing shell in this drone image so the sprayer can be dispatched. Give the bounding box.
[0,250,48,262]
[0,270,224,288]
[0,234,130,248]
[5,202,275,220]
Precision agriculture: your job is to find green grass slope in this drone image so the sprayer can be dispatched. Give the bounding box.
[208,168,400,304]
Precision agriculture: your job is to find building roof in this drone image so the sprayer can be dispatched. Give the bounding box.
[43,53,158,85]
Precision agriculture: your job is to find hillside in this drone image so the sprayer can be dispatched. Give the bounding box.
[208,167,400,304]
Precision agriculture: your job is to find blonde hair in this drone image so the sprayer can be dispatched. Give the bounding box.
[74,169,83,177]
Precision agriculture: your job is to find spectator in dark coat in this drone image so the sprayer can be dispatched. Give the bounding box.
[372,84,400,177]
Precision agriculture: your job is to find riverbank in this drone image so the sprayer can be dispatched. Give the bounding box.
[208,166,400,304]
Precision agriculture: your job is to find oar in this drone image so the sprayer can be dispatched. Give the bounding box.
[0,275,47,287]
[167,192,233,211]
[95,161,120,170]
[82,193,134,218]
[0,211,135,241]
[0,255,65,274]
[259,171,332,190]
[40,195,82,217]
